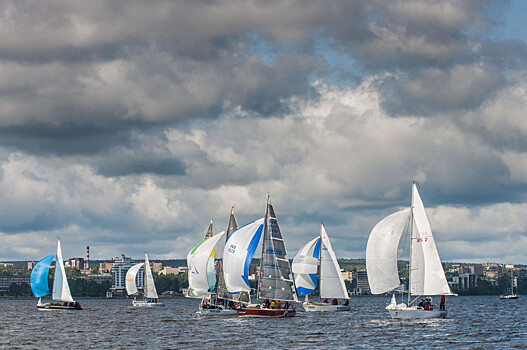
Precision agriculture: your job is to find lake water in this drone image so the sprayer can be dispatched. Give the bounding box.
[1,296,526,349]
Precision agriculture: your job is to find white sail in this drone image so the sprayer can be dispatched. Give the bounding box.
[143,253,158,299]
[366,208,411,294]
[52,239,74,302]
[319,224,349,299]
[411,184,453,295]
[223,218,265,294]
[292,237,320,296]
[125,263,144,295]
[187,231,226,296]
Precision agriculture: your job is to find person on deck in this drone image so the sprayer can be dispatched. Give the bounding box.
[277,300,282,309]
[323,298,328,303]
[440,295,445,310]
[270,300,276,309]
[332,298,338,305]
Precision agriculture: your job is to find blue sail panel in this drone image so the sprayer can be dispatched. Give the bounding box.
[30,254,55,298]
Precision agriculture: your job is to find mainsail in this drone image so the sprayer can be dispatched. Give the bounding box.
[216,207,250,303]
[30,254,56,298]
[52,239,74,302]
[143,253,158,299]
[319,224,349,299]
[204,220,214,240]
[125,263,144,295]
[187,231,226,296]
[410,183,452,295]
[292,237,320,296]
[257,197,297,302]
[223,218,265,294]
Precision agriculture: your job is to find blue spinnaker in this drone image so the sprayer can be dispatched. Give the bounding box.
[30,254,55,298]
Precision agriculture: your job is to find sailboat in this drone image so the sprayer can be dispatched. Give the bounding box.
[500,269,519,299]
[30,239,82,310]
[125,253,164,307]
[187,219,237,315]
[223,195,298,317]
[366,182,454,319]
[292,223,350,312]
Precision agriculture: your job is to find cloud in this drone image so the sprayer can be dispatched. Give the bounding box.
[0,0,527,264]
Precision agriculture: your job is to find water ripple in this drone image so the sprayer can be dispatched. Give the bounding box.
[0,296,526,349]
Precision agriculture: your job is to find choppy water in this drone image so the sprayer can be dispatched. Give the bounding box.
[1,296,526,349]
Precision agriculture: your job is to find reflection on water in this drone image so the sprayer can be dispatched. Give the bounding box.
[0,296,526,349]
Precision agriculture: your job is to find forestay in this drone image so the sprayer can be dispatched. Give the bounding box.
[125,263,144,295]
[411,184,453,296]
[30,254,56,298]
[223,218,264,294]
[144,254,158,299]
[319,224,349,299]
[366,208,411,294]
[187,231,226,296]
[292,237,320,296]
[52,239,74,302]
[258,201,298,302]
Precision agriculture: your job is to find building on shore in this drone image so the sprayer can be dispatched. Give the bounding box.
[99,262,114,273]
[67,257,85,270]
[0,275,31,292]
[450,273,477,290]
[352,270,370,295]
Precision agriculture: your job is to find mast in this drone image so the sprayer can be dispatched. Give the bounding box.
[257,194,270,300]
[408,182,415,306]
[318,222,323,299]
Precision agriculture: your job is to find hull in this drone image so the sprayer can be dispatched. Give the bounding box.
[197,308,238,316]
[303,302,350,312]
[500,294,519,299]
[37,302,82,311]
[388,308,447,319]
[132,300,165,307]
[237,307,296,318]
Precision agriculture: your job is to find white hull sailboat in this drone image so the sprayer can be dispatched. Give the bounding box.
[223,195,298,318]
[292,223,350,312]
[366,183,454,319]
[126,253,164,307]
[187,219,238,316]
[303,302,350,312]
[30,239,82,310]
[500,269,519,299]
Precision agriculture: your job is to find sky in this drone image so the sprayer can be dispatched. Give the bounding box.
[1,0,527,264]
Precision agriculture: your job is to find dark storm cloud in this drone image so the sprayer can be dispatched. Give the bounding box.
[0,123,133,155]
[96,157,186,177]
